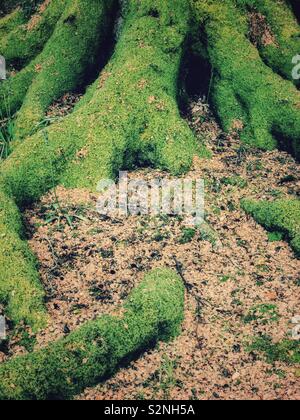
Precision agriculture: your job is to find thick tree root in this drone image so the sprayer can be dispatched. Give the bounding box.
[0,187,46,331]
[191,0,300,159]
[0,0,117,139]
[59,0,205,186]
[243,0,300,86]
[0,7,26,37]
[0,0,64,69]
[242,199,300,257]
[0,269,184,400]
[0,0,201,328]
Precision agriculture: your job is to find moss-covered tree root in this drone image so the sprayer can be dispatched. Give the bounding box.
[0,268,184,400]
[0,0,204,198]
[60,0,205,185]
[0,186,46,331]
[0,0,117,330]
[0,7,26,38]
[191,0,300,159]
[248,335,300,365]
[0,0,65,69]
[242,198,300,257]
[242,0,300,86]
[0,0,117,139]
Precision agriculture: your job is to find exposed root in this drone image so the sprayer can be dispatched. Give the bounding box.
[0,188,46,331]
[0,0,64,69]
[0,269,184,400]
[245,0,300,86]
[191,0,300,159]
[0,0,117,139]
[242,199,300,257]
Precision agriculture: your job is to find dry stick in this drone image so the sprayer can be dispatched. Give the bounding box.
[173,257,211,305]
[173,256,208,347]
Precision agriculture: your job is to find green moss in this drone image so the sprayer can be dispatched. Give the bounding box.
[0,8,26,37]
[267,231,284,242]
[248,335,300,365]
[243,0,300,86]
[0,268,184,400]
[191,0,300,159]
[0,0,64,69]
[61,0,206,185]
[15,330,37,352]
[1,0,117,139]
[242,199,300,257]
[243,304,280,325]
[0,63,37,118]
[178,228,197,244]
[221,176,248,188]
[0,187,46,331]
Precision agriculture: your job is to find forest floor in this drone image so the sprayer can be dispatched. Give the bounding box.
[0,97,299,400]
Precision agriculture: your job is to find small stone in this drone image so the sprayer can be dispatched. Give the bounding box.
[222,369,231,378]
[63,324,70,334]
[232,372,240,381]
[233,344,241,353]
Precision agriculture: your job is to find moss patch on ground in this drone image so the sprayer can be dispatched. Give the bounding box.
[0,268,184,400]
[242,199,300,257]
[248,335,300,365]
